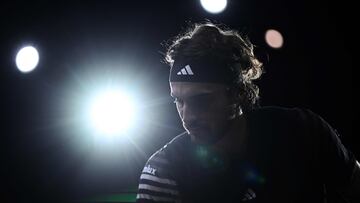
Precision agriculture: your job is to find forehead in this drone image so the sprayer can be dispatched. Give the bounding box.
[170,82,228,98]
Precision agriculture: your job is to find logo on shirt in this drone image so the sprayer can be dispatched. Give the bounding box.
[143,164,157,175]
[242,188,256,201]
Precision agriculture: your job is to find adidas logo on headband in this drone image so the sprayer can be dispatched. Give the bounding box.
[169,57,233,84]
[177,65,194,75]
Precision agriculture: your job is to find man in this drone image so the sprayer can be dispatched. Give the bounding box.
[136,22,359,202]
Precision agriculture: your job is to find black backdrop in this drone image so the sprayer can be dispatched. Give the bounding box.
[1,0,355,202]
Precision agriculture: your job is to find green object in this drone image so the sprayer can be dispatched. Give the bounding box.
[89,193,136,203]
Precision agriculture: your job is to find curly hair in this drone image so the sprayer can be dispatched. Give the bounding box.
[164,22,264,111]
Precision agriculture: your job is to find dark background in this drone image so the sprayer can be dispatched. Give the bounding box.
[0,0,356,202]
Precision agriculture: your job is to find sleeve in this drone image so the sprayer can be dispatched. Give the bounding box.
[300,109,359,201]
[136,148,181,203]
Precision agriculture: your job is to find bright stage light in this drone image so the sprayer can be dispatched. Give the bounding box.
[265,29,284,49]
[90,90,135,136]
[15,46,39,73]
[200,0,227,14]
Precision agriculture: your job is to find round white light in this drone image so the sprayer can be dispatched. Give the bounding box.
[200,0,227,14]
[15,46,39,73]
[90,91,135,136]
[265,29,284,49]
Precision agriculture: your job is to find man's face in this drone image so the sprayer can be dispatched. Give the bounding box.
[170,82,233,145]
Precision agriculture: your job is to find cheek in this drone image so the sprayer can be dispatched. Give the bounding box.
[199,109,230,130]
[207,103,230,119]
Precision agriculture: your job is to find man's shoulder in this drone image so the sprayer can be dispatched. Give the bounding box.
[137,135,185,203]
[249,105,310,116]
[247,106,317,124]
[245,106,320,143]
[148,132,190,164]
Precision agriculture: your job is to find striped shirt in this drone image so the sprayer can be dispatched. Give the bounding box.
[136,145,182,203]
